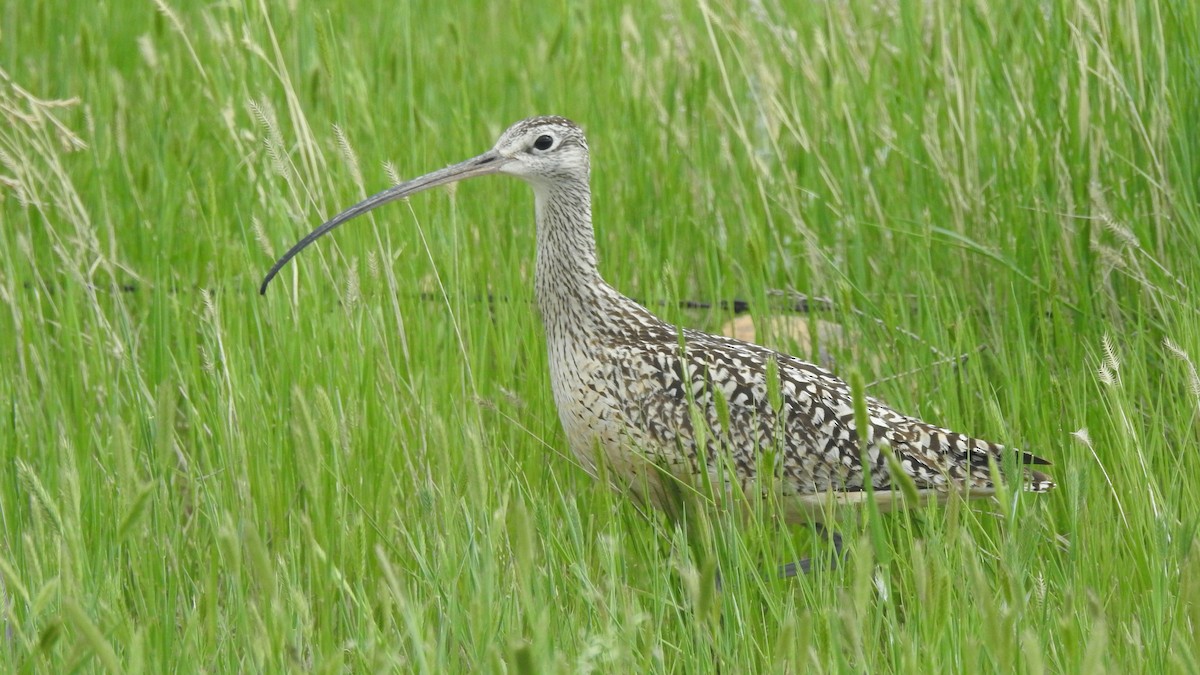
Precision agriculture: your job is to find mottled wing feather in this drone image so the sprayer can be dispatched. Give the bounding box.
[605,327,1054,503]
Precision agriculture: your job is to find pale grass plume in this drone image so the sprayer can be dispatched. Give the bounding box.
[333,124,365,197]
[137,34,160,71]
[200,287,216,320]
[384,160,401,187]
[250,216,274,259]
[238,24,271,65]
[218,104,251,151]
[618,7,699,150]
[1102,213,1189,296]
[151,0,210,83]
[1072,427,1128,528]
[0,172,24,206]
[200,7,235,47]
[1031,573,1048,612]
[197,289,218,373]
[344,259,360,311]
[366,250,380,282]
[238,1,327,218]
[248,96,308,220]
[1094,242,1126,278]
[16,459,63,536]
[1098,333,1120,386]
[1162,337,1200,415]
[1095,334,1163,520]
[248,98,290,181]
[1091,211,1192,320]
[16,232,33,266]
[1101,213,1140,251]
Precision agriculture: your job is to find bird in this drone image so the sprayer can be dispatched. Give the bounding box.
[260,116,1055,575]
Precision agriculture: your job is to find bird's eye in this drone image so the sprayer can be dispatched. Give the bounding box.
[533,135,554,151]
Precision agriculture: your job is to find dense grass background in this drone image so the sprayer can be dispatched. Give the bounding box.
[3,0,1199,670]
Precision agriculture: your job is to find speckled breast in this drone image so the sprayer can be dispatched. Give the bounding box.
[544,335,675,503]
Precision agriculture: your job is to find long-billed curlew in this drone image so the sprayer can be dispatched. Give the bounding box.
[261,116,1054,574]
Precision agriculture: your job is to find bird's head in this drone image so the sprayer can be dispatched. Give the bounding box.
[490,115,590,186]
[259,116,590,294]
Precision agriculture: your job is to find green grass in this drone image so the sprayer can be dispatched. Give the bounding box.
[3,0,1199,670]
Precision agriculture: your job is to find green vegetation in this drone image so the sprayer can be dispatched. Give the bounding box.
[3,0,1199,670]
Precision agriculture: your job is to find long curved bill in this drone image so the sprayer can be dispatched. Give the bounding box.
[260,150,506,294]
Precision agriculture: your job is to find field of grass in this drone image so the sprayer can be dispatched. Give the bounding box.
[3,0,1200,670]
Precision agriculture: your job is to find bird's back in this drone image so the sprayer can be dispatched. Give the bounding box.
[545,291,1054,522]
